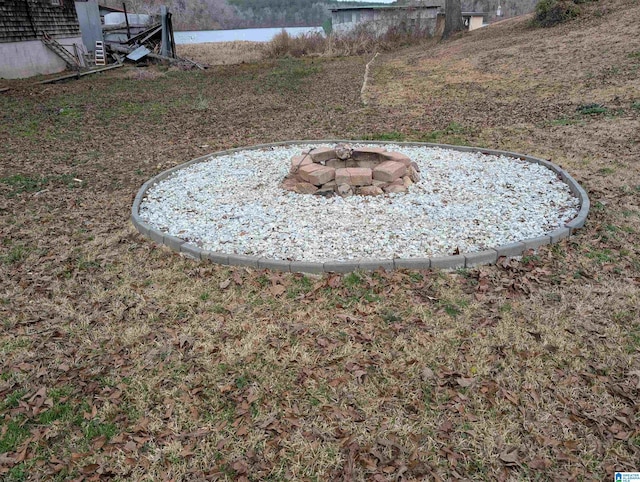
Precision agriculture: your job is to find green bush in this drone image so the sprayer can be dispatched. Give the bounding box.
[533,0,581,27]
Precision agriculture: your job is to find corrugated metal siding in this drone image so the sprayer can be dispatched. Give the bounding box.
[0,0,81,43]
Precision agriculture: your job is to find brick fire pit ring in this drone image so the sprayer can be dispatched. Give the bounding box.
[131,140,589,274]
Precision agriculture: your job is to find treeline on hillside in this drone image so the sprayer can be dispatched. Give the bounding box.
[102,0,374,30]
[102,0,539,31]
[463,0,538,19]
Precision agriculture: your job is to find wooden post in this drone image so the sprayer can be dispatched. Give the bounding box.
[167,12,176,58]
[160,6,170,57]
[122,2,131,40]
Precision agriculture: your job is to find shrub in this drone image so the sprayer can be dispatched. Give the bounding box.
[533,0,581,27]
[264,24,433,59]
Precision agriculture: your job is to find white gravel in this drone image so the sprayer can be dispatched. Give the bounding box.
[138,144,580,262]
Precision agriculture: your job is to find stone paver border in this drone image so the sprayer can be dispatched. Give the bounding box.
[131,140,590,273]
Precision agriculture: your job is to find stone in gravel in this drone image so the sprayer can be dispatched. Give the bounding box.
[290,155,312,173]
[372,179,389,188]
[299,164,335,186]
[335,167,372,186]
[281,177,298,191]
[358,186,384,196]
[314,187,335,197]
[335,143,352,160]
[402,176,413,188]
[309,147,337,163]
[384,183,408,194]
[352,147,387,162]
[382,151,412,167]
[326,159,347,169]
[294,182,318,194]
[337,184,353,197]
[408,165,420,183]
[411,161,420,172]
[373,161,407,182]
[321,180,337,190]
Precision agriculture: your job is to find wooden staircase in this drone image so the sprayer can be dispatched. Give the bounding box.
[41,32,81,71]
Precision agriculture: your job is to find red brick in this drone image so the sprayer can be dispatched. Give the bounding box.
[294,182,319,194]
[381,151,412,167]
[335,167,372,186]
[326,159,347,169]
[290,155,313,173]
[373,161,407,182]
[299,163,335,186]
[352,147,387,163]
[309,147,337,163]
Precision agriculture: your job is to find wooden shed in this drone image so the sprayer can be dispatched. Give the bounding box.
[0,0,84,79]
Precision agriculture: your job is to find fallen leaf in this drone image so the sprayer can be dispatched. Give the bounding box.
[421,367,435,381]
[270,285,286,297]
[528,458,552,469]
[219,279,231,289]
[0,454,15,465]
[232,459,248,474]
[81,463,100,474]
[499,448,519,465]
[123,441,137,452]
[456,377,476,387]
[627,370,640,389]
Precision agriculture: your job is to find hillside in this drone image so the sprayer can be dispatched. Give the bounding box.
[1,0,639,480]
[104,0,539,31]
[102,0,381,30]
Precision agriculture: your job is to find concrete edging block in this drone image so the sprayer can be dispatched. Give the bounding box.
[228,254,260,268]
[257,258,292,272]
[495,242,526,258]
[131,214,150,237]
[357,259,395,271]
[522,236,551,251]
[290,261,325,274]
[465,250,498,268]
[394,258,431,270]
[148,229,164,245]
[430,255,466,270]
[324,260,360,273]
[180,243,203,260]
[549,227,571,243]
[164,234,185,251]
[203,251,229,265]
[131,140,590,273]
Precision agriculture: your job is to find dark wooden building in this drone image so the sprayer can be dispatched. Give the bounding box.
[0,0,83,78]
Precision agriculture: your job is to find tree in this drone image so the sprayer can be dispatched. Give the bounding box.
[442,0,464,39]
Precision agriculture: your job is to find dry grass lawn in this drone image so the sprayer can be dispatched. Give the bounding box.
[1,0,639,480]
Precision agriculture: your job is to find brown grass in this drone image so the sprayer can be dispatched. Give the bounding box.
[0,0,639,479]
[264,26,438,59]
[177,41,265,66]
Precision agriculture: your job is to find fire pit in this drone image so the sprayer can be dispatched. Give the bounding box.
[281,144,420,196]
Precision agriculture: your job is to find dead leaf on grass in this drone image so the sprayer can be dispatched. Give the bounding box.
[456,377,476,387]
[269,284,286,297]
[528,458,552,469]
[219,279,231,289]
[627,370,640,389]
[499,448,519,466]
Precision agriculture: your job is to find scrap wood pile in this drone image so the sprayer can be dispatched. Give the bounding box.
[104,20,205,70]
